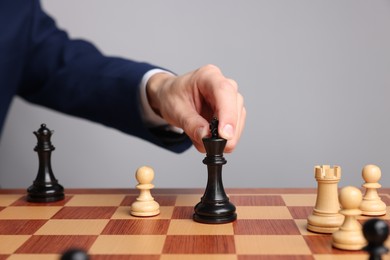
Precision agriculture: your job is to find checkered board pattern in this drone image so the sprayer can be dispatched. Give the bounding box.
[0,189,389,260]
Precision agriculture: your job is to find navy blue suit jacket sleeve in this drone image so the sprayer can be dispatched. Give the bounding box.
[2,0,191,153]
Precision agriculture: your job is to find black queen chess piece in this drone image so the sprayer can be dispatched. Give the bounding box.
[193,117,237,224]
[27,124,64,202]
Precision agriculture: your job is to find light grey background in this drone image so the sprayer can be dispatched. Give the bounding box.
[0,0,389,189]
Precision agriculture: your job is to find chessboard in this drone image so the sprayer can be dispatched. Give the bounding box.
[0,188,389,260]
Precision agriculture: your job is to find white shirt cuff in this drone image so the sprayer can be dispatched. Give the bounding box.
[139,69,184,134]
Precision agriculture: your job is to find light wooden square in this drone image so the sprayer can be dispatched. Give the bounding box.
[175,195,202,206]
[294,219,320,235]
[235,235,311,255]
[167,219,234,235]
[89,235,166,254]
[65,195,125,206]
[111,206,173,219]
[236,206,293,219]
[0,235,31,254]
[0,206,62,219]
[0,195,23,206]
[35,219,109,235]
[282,194,317,206]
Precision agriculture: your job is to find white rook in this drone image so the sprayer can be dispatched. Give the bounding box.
[307,165,344,233]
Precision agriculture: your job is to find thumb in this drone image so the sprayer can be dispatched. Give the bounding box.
[218,121,235,140]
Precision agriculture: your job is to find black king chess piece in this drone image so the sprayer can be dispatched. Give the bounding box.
[193,117,237,224]
[27,124,64,202]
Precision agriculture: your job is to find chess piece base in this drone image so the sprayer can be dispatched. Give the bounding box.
[193,199,237,224]
[27,183,64,202]
[307,223,340,234]
[130,200,160,217]
[193,214,237,224]
[130,210,160,217]
[307,211,344,234]
[193,212,237,224]
[360,200,387,216]
[332,230,367,250]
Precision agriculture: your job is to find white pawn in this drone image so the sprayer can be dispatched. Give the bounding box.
[360,164,387,216]
[332,186,366,250]
[130,166,160,217]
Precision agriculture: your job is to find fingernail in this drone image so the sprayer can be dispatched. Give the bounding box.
[222,124,234,139]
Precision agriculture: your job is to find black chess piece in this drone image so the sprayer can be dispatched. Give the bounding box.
[61,248,89,260]
[27,124,64,202]
[193,117,237,224]
[362,218,389,260]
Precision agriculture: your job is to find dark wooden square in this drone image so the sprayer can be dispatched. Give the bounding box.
[15,235,97,253]
[234,220,301,235]
[93,255,160,260]
[163,235,235,254]
[101,219,170,235]
[52,206,117,219]
[230,195,286,206]
[11,196,72,206]
[238,256,315,260]
[0,220,47,235]
[171,206,194,219]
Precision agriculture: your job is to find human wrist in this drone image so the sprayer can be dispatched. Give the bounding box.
[146,72,175,117]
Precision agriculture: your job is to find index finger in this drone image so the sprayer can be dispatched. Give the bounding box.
[196,67,239,140]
